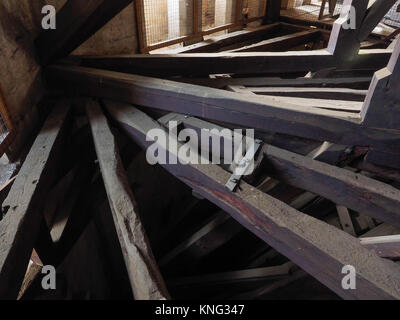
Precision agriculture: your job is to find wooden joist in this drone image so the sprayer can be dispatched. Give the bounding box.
[0,104,71,299]
[35,0,132,64]
[104,101,400,300]
[66,49,391,77]
[85,99,169,300]
[47,65,400,151]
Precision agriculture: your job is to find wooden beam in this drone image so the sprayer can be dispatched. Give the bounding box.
[358,0,398,41]
[66,49,392,77]
[327,0,369,59]
[104,101,400,300]
[178,76,373,89]
[85,99,169,300]
[362,36,400,129]
[361,235,400,260]
[264,0,282,24]
[173,23,282,53]
[158,112,400,228]
[228,30,321,52]
[0,104,70,299]
[35,0,132,64]
[47,65,400,151]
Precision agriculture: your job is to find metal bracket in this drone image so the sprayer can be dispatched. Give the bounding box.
[225,139,262,192]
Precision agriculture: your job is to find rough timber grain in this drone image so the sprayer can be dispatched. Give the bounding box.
[105,101,400,300]
[86,99,169,300]
[0,104,70,299]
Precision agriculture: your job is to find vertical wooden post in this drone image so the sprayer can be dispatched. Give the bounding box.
[264,0,281,24]
[134,0,148,53]
[327,0,369,60]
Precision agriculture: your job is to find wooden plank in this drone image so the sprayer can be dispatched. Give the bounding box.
[105,101,400,300]
[0,104,70,299]
[35,0,132,64]
[85,99,169,300]
[337,205,356,236]
[172,23,282,53]
[169,262,295,288]
[229,30,321,52]
[361,235,400,260]
[67,49,392,77]
[243,87,367,102]
[47,65,400,151]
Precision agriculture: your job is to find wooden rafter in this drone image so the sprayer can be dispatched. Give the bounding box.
[103,101,400,300]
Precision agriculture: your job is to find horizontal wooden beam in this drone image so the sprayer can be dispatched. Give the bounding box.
[67,49,392,77]
[0,104,70,299]
[178,76,373,89]
[47,65,400,151]
[86,99,169,300]
[104,101,400,300]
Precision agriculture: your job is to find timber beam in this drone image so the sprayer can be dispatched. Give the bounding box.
[104,101,400,300]
[0,103,71,299]
[46,65,400,151]
[65,49,392,77]
[86,99,169,300]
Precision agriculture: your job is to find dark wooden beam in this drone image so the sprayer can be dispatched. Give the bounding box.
[177,76,373,89]
[358,0,398,41]
[361,235,400,260]
[35,0,132,64]
[46,65,400,151]
[362,36,400,129]
[85,99,169,300]
[158,112,400,228]
[104,101,400,300]
[264,0,282,24]
[0,104,70,299]
[66,49,391,77]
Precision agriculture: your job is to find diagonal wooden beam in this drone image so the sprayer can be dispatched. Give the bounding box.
[0,103,71,299]
[46,65,400,151]
[158,112,400,228]
[104,101,400,300]
[85,99,169,300]
[228,30,321,52]
[358,0,398,42]
[35,0,132,64]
